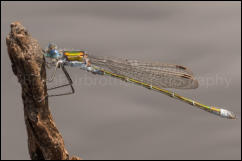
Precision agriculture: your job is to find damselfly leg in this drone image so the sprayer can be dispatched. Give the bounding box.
[47,60,60,82]
[47,62,75,97]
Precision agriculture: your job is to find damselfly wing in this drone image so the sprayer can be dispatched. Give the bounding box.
[89,55,199,89]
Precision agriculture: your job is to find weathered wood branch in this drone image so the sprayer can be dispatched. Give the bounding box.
[6,22,81,160]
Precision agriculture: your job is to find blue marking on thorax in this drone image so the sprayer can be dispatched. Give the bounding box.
[48,49,62,58]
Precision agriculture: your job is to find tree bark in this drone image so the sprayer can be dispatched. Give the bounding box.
[6,22,81,160]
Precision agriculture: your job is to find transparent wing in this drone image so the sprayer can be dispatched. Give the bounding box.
[89,55,199,89]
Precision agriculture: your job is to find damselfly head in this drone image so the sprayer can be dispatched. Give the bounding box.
[44,43,62,59]
[48,42,58,50]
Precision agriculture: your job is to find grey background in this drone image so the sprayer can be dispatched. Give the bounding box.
[1,2,241,160]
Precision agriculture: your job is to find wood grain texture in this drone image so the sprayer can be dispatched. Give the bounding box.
[6,22,81,160]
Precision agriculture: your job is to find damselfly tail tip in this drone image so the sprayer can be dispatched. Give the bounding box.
[220,108,236,119]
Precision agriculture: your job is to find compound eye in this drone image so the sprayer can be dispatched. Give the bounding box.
[48,43,57,50]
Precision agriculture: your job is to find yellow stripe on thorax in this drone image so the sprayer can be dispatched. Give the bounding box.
[64,51,84,61]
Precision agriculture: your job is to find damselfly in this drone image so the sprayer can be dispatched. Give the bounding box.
[42,43,236,119]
